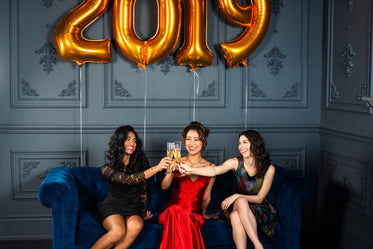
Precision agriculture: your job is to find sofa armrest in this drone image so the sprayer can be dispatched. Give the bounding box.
[275,174,314,249]
[38,167,79,249]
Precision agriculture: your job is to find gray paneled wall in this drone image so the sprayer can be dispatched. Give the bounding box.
[321,0,373,248]
[0,0,323,241]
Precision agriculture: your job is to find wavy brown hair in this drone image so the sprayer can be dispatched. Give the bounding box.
[239,130,271,178]
[106,125,148,173]
[181,121,210,154]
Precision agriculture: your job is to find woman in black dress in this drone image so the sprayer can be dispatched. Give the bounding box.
[91,125,170,249]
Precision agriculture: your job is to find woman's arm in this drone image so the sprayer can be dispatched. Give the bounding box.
[102,157,170,185]
[181,158,238,177]
[161,160,178,189]
[201,165,216,217]
[221,165,276,209]
[144,157,170,179]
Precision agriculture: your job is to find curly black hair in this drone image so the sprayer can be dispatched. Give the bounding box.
[181,121,210,154]
[239,130,271,178]
[106,125,148,173]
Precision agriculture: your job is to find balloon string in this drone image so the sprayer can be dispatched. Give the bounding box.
[193,71,200,121]
[144,70,147,152]
[79,66,83,165]
[143,70,152,180]
[245,78,248,130]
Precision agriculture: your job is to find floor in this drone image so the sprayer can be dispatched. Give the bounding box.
[0,240,53,249]
[0,240,319,249]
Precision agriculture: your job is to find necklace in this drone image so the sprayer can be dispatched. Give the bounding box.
[186,156,203,167]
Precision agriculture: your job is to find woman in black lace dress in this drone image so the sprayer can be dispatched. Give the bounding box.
[91,125,170,249]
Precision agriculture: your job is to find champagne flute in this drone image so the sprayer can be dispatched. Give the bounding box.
[173,141,184,177]
[165,142,175,174]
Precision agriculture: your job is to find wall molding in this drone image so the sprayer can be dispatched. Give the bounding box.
[0,124,320,135]
[11,150,87,199]
[241,0,309,108]
[9,0,87,108]
[103,4,225,108]
[320,127,373,145]
[325,0,373,114]
[270,148,306,176]
[323,150,369,215]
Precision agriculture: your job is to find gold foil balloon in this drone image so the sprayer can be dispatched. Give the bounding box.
[219,0,271,68]
[54,0,111,67]
[176,0,214,71]
[113,0,181,70]
[145,0,181,65]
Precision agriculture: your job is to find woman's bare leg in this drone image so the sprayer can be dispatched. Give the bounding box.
[234,198,263,249]
[230,210,247,249]
[114,215,144,249]
[90,214,126,249]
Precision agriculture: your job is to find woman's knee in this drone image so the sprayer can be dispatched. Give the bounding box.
[108,226,126,243]
[235,197,249,209]
[230,211,241,225]
[127,217,144,235]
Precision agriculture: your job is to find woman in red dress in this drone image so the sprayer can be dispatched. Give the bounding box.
[158,121,216,249]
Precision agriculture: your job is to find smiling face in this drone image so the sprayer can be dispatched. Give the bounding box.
[185,130,203,156]
[124,131,137,155]
[238,135,252,158]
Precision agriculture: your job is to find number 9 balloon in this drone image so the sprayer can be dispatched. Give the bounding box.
[54,0,112,67]
[219,0,271,68]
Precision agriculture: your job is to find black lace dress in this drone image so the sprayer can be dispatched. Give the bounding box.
[97,163,148,223]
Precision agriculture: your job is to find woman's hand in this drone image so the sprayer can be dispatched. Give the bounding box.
[179,163,192,175]
[155,157,171,173]
[221,194,240,210]
[144,210,153,220]
[170,160,178,172]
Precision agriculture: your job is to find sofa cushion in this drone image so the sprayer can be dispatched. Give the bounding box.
[76,210,106,248]
[147,172,172,213]
[71,167,108,211]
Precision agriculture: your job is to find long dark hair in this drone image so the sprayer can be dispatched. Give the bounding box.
[106,125,148,172]
[181,121,210,153]
[239,130,271,178]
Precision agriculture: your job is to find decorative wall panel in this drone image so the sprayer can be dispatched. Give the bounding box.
[270,148,306,176]
[103,2,225,108]
[11,150,87,199]
[10,0,87,108]
[326,0,372,113]
[324,151,368,215]
[242,0,309,108]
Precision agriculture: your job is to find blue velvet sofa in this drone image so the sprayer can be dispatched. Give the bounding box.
[38,165,313,249]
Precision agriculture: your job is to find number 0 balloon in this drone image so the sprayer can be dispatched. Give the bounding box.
[113,0,181,70]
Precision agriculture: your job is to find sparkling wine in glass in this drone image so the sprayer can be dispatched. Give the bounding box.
[174,141,184,176]
[165,142,175,174]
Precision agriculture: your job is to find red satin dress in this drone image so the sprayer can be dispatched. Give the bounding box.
[158,172,210,249]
